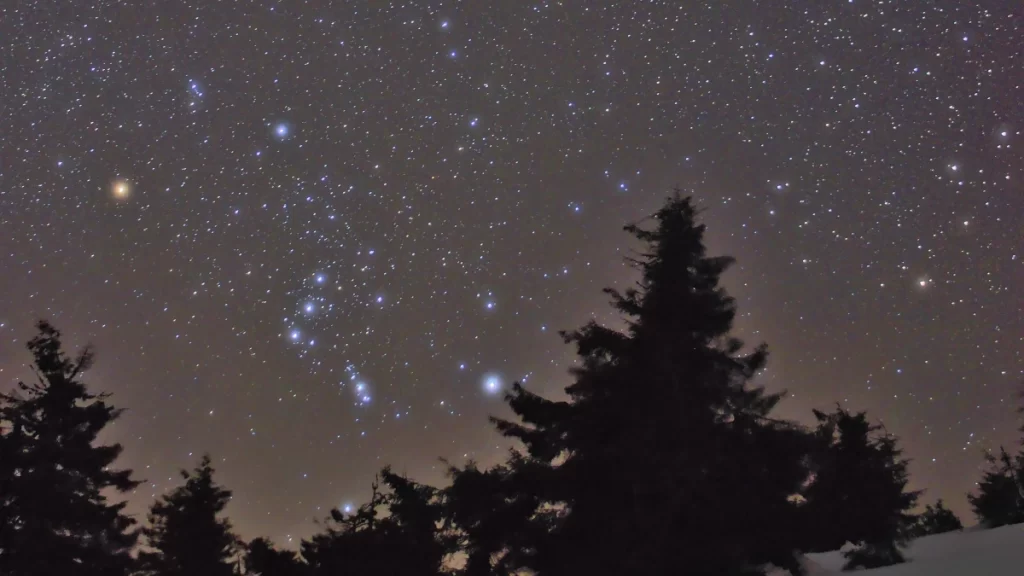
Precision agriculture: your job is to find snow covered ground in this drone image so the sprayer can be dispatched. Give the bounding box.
[771,523,1024,575]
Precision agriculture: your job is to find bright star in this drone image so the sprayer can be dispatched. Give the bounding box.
[483,374,502,395]
[289,330,300,341]
[112,179,131,199]
[274,123,290,139]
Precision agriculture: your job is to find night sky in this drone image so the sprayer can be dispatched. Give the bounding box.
[2,1,1021,544]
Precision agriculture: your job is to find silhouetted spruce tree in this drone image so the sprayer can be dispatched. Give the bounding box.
[909,499,962,538]
[301,467,453,576]
[801,408,920,570]
[243,537,308,576]
[442,456,547,576]
[138,455,240,576]
[301,481,384,576]
[0,321,140,576]
[968,446,1024,528]
[448,193,812,576]
[968,398,1024,528]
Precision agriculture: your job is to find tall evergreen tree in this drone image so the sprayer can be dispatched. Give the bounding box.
[0,321,140,576]
[442,456,546,576]
[968,446,1024,528]
[243,537,307,576]
[909,499,962,538]
[138,454,240,576]
[301,467,453,576]
[450,194,811,576]
[801,408,920,569]
[968,396,1024,528]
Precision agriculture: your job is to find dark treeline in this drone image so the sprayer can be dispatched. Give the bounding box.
[2,194,1018,576]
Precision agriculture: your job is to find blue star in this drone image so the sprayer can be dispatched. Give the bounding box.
[483,374,502,395]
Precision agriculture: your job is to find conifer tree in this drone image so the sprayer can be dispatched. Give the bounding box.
[301,467,453,576]
[243,537,307,576]
[301,480,385,575]
[968,446,1024,528]
[138,454,240,576]
[968,397,1024,528]
[0,321,140,576]
[909,499,962,538]
[801,408,920,569]
[442,457,545,576]
[450,194,811,576]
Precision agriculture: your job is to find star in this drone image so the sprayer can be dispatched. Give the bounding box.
[5,0,1017,542]
[111,179,131,199]
[483,374,502,395]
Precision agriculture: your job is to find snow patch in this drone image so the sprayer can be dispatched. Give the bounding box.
[769,523,1024,575]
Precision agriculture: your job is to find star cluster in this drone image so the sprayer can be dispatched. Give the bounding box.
[0,1,1020,540]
